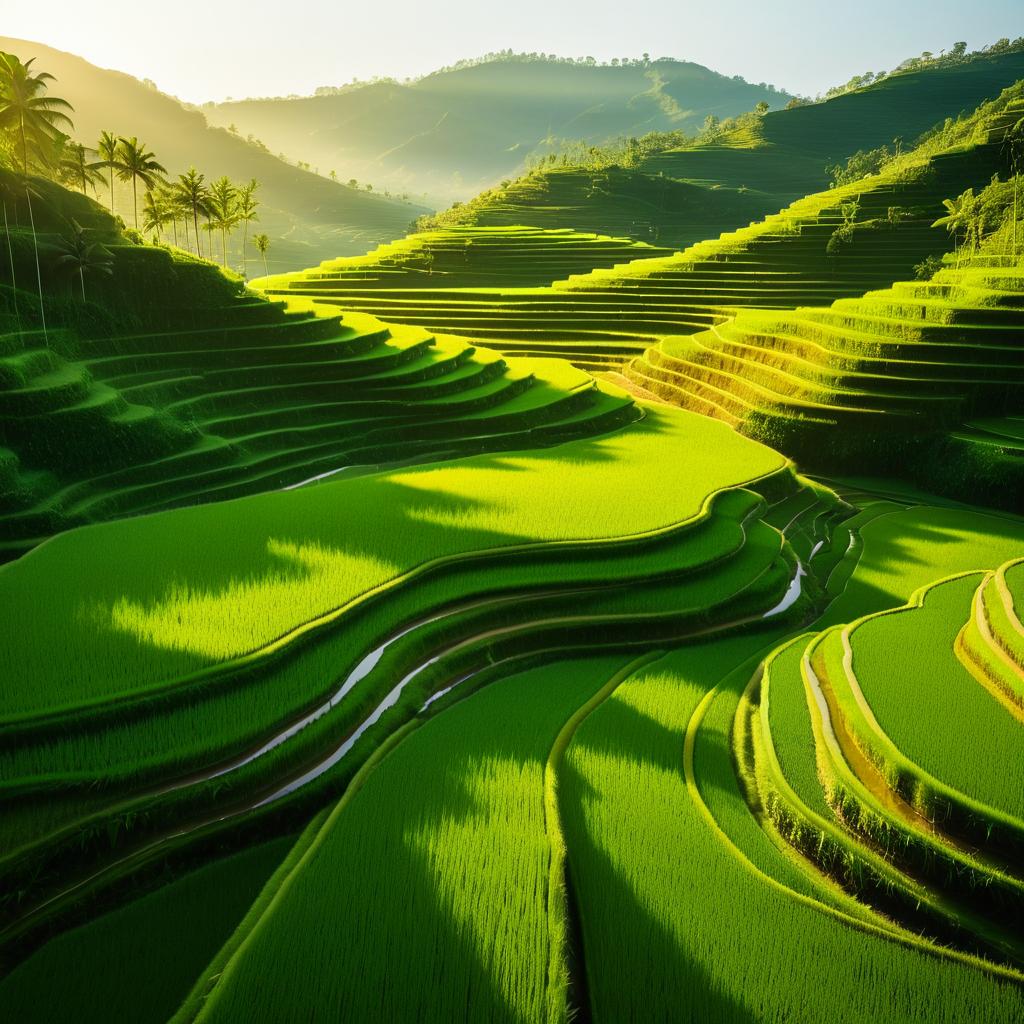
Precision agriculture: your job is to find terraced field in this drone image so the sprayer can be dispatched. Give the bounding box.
[0,404,832,980]
[6,441,1024,1021]
[0,243,639,558]
[5,37,1024,1024]
[261,226,677,289]
[746,553,1024,971]
[959,556,1024,713]
[259,97,1024,376]
[424,166,777,249]
[255,225,688,371]
[624,256,1024,504]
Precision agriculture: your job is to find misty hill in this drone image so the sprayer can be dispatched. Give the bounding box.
[0,37,429,273]
[423,48,1024,248]
[206,55,792,204]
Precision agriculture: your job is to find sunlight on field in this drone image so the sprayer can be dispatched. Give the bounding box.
[108,539,400,658]
[3,30,1024,1024]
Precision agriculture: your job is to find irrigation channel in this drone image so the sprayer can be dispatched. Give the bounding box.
[0,492,846,966]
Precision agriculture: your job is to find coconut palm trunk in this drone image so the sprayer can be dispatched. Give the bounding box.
[2,201,21,337]
[24,185,47,346]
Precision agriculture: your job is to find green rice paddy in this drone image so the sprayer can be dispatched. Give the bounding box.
[3,35,1024,1024]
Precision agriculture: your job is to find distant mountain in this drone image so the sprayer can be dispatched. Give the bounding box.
[0,38,429,273]
[206,57,793,204]
[423,48,1024,250]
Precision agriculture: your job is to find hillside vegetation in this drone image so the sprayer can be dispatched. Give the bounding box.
[424,166,774,249]
[622,99,1024,505]
[644,47,1024,204]
[0,37,428,272]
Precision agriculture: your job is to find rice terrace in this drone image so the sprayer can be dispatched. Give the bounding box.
[3,1,1024,1020]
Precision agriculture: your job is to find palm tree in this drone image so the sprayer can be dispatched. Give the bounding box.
[203,218,217,260]
[170,189,192,251]
[142,189,171,242]
[235,178,259,276]
[933,188,978,266]
[113,136,167,229]
[206,176,238,267]
[156,184,182,247]
[97,130,119,215]
[253,232,270,276]
[0,63,50,342]
[174,167,208,258]
[58,141,105,195]
[52,220,114,300]
[0,52,74,175]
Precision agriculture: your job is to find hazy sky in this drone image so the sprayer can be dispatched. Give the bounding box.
[5,0,1022,103]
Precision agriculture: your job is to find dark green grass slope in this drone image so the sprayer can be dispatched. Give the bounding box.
[0,836,292,1024]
